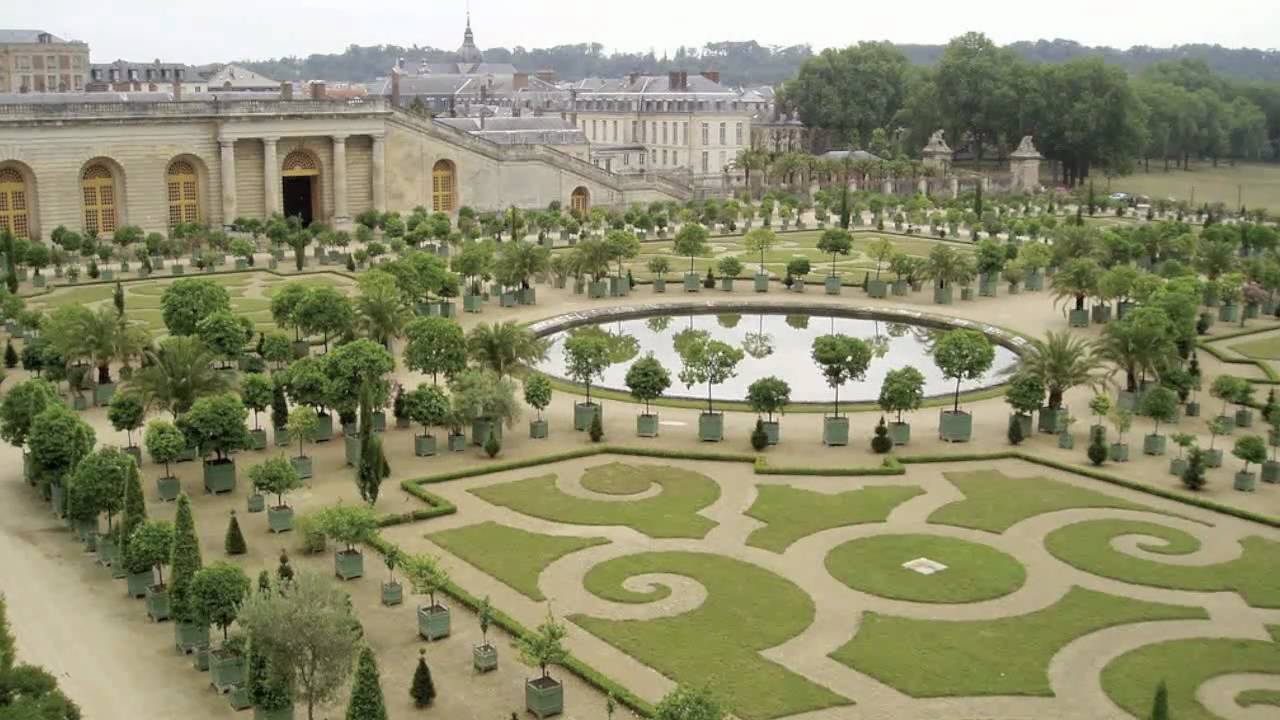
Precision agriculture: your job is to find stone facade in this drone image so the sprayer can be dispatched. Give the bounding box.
[0,30,89,93]
[0,97,684,239]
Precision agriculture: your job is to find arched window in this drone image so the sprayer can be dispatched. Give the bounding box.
[282,150,319,176]
[166,160,200,227]
[0,167,30,239]
[81,163,117,236]
[432,160,456,213]
[570,186,590,214]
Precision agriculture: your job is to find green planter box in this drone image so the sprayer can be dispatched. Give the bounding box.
[1263,460,1280,483]
[823,416,849,446]
[1246,303,1262,319]
[1026,270,1044,291]
[979,275,998,297]
[1143,434,1167,456]
[334,549,364,580]
[157,475,180,502]
[960,287,975,301]
[1170,457,1188,476]
[417,605,451,640]
[762,420,780,445]
[381,581,403,607]
[203,459,236,494]
[146,586,171,622]
[1234,471,1256,491]
[247,493,266,513]
[268,506,294,533]
[609,276,628,297]
[939,410,972,442]
[933,286,953,305]
[344,435,361,467]
[636,413,659,437]
[471,418,500,447]
[1236,408,1254,428]
[866,279,887,298]
[274,426,290,447]
[1219,304,1239,322]
[683,273,700,292]
[415,434,437,456]
[698,412,724,442]
[192,646,210,671]
[1109,443,1130,462]
[1038,407,1066,433]
[888,422,911,446]
[1205,448,1223,468]
[754,274,769,292]
[227,686,252,711]
[209,651,245,693]
[438,301,456,318]
[520,287,537,305]
[98,536,116,567]
[291,455,313,479]
[790,279,806,293]
[720,277,735,292]
[653,278,666,293]
[892,279,909,296]
[473,643,498,673]
[1091,304,1112,324]
[126,571,151,598]
[174,622,209,653]
[464,294,483,313]
[235,259,248,270]
[526,678,564,719]
[100,270,113,281]
[825,275,842,295]
[589,281,608,298]
[1012,413,1032,438]
[94,382,116,406]
[313,413,334,442]
[248,428,267,450]
[529,419,549,439]
[448,433,467,452]
[500,291,517,307]
[573,402,600,431]
[32,274,45,288]
[1058,433,1075,449]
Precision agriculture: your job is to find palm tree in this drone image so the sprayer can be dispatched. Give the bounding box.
[1052,258,1102,313]
[126,335,229,417]
[355,270,412,349]
[1020,331,1106,410]
[465,321,547,377]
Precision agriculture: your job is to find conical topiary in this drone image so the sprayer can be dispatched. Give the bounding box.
[4,339,17,368]
[224,510,247,555]
[276,548,294,585]
[345,645,388,720]
[169,493,203,624]
[410,648,435,707]
[1150,680,1168,720]
[118,456,147,562]
[589,411,604,443]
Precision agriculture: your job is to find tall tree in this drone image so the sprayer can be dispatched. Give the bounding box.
[783,42,911,148]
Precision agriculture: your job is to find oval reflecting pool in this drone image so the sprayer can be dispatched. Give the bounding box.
[535,311,1020,404]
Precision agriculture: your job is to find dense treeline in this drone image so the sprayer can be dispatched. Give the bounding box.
[782,33,1280,187]
[238,37,1280,88]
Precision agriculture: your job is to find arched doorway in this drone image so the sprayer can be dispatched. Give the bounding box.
[281,150,320,226]
[166,160,200,227]
[570,186,590,214]
[0,167,31,239]
[431,160,456,213]
[81,163,118,236]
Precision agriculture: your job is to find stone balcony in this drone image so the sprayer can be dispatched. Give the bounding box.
[0,97,392,123]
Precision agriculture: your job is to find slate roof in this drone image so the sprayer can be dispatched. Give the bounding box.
[0,29,77,44]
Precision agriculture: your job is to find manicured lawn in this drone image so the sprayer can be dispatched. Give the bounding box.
[29,284,114,308]
[1110,161,1280,209]
[1231,335,1280,361]
[824,534,1026,603]
[1101,627,1280,720]
[580,462,655,495]
[831,587,1204,697]
[426,521,608,601]
[929,469,1157,533]
[1238,688,1280,708]
[744,484,923,553]
[469,463,720,539]
[1045,519,1280,608]
[571,551,850,720]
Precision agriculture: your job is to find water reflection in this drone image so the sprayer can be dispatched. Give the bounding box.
[538,312,1019,403]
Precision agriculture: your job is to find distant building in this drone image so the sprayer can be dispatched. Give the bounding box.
[436,115,589,160]
[197,64,280,92]
[748,85,811,153]
[0,29,89,93]
[87,59,204,94]
[457,11,484,66]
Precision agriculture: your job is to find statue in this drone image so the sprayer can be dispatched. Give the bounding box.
[929,129,946,147]
[924,129,952,154]
[1014,135,1040,156]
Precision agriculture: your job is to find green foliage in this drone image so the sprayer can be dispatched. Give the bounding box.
[1007,413,1025,445]
[344,646,388,720]
[672,223,710,272]
[1140,386,1180,432]
[523,374,553,416]
[677,335,745,414]
[225,511,247,555]
[878,367,925,423]
[161,278,231,336]
[1088,427,1109,466]
[65,447,130,525]
[250,456,304,507]
[315,504,379,551]
[933,329,996,412]
[483,431,501,458]
[563,332,613,404]
[28,403,95,491]
[0,378,61,448]
[410,649,435,707]
[1151,680,1169,720]
[464,321,546,377]
[192,561,251,640]
[126,519,174,578]
[0,594,82,718]
[810,334,872,416]
[107,392,145,446]
[427,523,606,602]
[240,373,274,429]
[3,339,16,369]
[169,493,203,625]
[589,410,604,443]
[128,335,230,416]
[746,376,790,421]
[871,416,893,453]
[286,405,319,457]
[356,426,391,504]
[654,685,725,720]
[183,393,252,461]
[625,355,671,415]
[403,384,449,435]
[1004,373,1045,415]
[449,368,520,430]
[750,418,769,451]
[1233,434,1268,469]
[196,310,254,366]
[519,608,569,679]
[402,317,466,384]
[144,419,185,478]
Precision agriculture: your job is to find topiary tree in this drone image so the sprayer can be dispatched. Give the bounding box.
[1,378,61,450]
[169,493,203,628]
[287,405,319,461]
[410,649,436,707]
[29,403,95,504]
[1141,386,1180,437]
[1087,426,1108,466]
[161,278,232,336]
[523,374,553,423]
[192,561,251,643]
[672,223,710,275]
[108,392,146,449]
[240,373,273,432]
[654,685,725,720]
[403,316,467,385]
[519,607,569,683]
[66,447,129,540]
[933,329,996,413]
[871,416,893,453]
[878,367,925,424]
[1210,375,1248,420]
[811,334,872,418]
[1233,434,1267,473]
[746,376,790,423]
[404,553,451,612]
[183,393,251,464]
[143,419,184,480]
[316,504,379,555]
[563,331,612,408]
[816,228,852,277]
[1004,373,1045,422]
[225,510,247,555]
[1182,447,1207,490]
[197,311,254,369]
[345,645,388,720]
[677,335,745,415]
[743,228,777,274]
[249,456,304,510]
[126,519,175,586]
[404,383,449,442]
[625,355,671,416]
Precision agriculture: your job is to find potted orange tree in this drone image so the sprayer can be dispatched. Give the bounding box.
[407,553,452,641]
[521,608,569,719]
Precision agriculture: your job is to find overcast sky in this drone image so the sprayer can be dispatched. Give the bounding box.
[14,0,1280,65]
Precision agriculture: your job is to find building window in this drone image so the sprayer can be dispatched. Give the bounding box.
[662,122,668,145]
[681,122,687,145]
[591,120,597,140]
[166,160,200,227]
[612,120,617,141]
[15,56,31,71]
[701,123,709,145]
[650,121,656,142]
[81,163,117,236]
[571,186,590,213]
[0,167,30,240]
[651,149,657,163]
[736,122,743,145]
[623,153,629,166]
[662,150,668,166]
[639,152,646,166]
[672,151,678,166]
[719,123,726,145]
[631,121,637,142]
[719,151,726,170]
[432,159,456,213]
[701,152,709,173]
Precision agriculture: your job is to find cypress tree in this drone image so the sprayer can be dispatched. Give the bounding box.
[1150,680,1168,720]
[346,645,388,720]
[3,339,16,369]
[270,382,289,432]
[224,510,247,555]
[410,648,435,707]
[169,493,203,625]
[113,281,125,316]
[117,456,147,561]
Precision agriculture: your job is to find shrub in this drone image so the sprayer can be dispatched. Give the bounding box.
[1182,447,1207,490]
[484,433,501,459]
[589,411,604,442]
[1007,414,1025,446]
[296,514,327,554]
[410,648,436,707]
[1087,426,1108,466]
[750,419,769,451]
[870,417,893,454]
[224,510,247,555]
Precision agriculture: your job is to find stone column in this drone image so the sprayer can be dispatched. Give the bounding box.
[950,177,960,199]
[219,139,237,228]
[262,136,280,216]
[918,178,928,196]
[370,133,386,213]
[332,134,349,224]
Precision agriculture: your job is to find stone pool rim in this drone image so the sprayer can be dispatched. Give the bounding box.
[526,301,1027,408]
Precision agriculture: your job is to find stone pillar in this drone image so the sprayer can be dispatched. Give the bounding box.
[371,133,386,213]
[332,134,349,225]
[882,178,893,196]
[918,178,928,196]
[219,139,237,228]
[262,136,280,217]
[950,177,959,199]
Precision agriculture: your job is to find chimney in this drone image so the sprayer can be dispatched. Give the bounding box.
[668,71,680,91]
[628,71,640,85]
[173,77,182,101]
[280,81,293,100]
[397,57,405,70]
[480,112,485,130]
[701,70,720,84]
[310,81,326,100]
[390,68,400,107]
[535,69,557,84]
[513,72,529,90]
[680,71,688,91]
